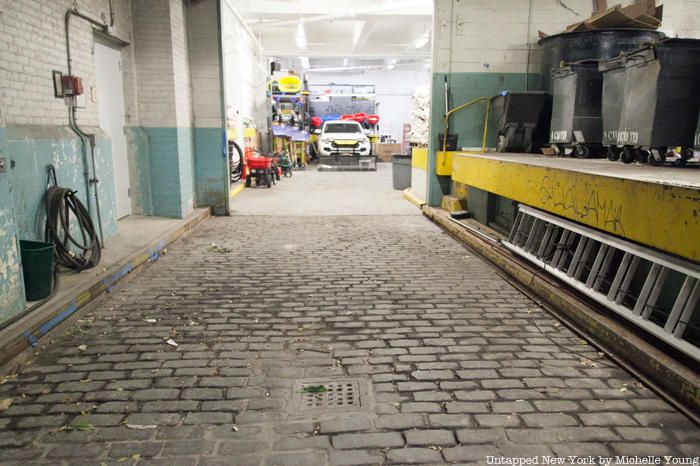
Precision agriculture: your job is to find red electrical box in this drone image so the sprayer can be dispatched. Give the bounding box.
[62,76,84,96]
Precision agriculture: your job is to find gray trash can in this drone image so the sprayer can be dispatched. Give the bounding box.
[392,154,411,190]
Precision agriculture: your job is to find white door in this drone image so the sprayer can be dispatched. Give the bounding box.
[95,40,131,218]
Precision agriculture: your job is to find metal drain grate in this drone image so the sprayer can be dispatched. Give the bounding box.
[301,381,360,409]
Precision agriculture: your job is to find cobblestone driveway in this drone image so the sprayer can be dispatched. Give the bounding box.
[1,212,698,465]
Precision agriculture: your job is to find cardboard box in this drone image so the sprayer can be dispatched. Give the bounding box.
[373,143,402,162]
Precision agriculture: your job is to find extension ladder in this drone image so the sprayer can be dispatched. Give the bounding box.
[504,205,700,362]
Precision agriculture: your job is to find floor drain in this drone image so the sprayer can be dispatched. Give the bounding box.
[291,378,371,413]
[301,381,360,409]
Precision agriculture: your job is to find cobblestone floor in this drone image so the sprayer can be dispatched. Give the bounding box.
[1,176,698,465]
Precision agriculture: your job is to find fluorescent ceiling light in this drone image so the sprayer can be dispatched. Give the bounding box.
[295,23,307,49]
[301,56,310,69]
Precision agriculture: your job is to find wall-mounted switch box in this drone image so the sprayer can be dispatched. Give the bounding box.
[0,156,7,173]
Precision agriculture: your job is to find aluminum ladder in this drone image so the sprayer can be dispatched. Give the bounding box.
[504,205,700,362]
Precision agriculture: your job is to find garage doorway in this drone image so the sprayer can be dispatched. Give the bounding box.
[95,38,131,219]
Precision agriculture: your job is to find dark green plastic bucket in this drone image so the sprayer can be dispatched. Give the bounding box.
[20,240,55,301]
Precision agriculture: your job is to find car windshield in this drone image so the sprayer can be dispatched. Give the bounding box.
[324,123,361,134]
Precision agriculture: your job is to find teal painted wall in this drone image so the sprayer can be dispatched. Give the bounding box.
[426,72,542,206]
[133,127,196,219]
[194,127,228,215]
[0,125,120,324]
[0,127,26,321]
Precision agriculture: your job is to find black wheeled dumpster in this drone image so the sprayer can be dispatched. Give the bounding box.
[549,61,604,158]
[599,55,627,162]
[490,91,549,153]
[617,38,700,165]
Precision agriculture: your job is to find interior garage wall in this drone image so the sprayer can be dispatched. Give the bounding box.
[221,0,269,151]
[426,0,639,206]
[0,0,132,322]
[0,0,227,325]
[660,1,700,38]
[307,69,431,142]
[190,0,229,215]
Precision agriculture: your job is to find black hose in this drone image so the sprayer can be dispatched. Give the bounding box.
[229,140,243,182]
[45,168,101,272]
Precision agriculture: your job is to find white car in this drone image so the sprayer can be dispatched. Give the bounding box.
[318,121,371,156]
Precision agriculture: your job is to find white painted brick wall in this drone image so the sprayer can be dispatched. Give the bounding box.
[0,0,134,128]
[132,0,178,128]
[190,0,224,128]
[433,0,640,74]
[170,0,194,128]
[661,0,700,38]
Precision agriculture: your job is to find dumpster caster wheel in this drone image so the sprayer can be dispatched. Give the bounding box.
[265,172,272,188]
[649,148,666,166]
[255,176,261,186]
[607,147,621,162]
[621,147,635,164]
[497,134,507,153]
[574,144,590,158]
[245,176,251,188]
[636,149,650,164]
[676,147,694,166]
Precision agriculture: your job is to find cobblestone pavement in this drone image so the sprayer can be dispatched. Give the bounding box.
[1,211,699,464]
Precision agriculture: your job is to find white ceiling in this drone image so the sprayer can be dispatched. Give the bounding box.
[235,0,433,72]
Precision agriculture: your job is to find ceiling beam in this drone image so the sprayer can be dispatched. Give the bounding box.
[352,20,376,51]
[248,1,432,27]
[264,50,431,59]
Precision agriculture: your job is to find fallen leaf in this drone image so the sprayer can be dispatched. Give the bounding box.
[301,385,328,394]
[0,399,12,411]
[78,344,87,352]
[70,420,94,431]
[232,425,239,432]
[117,457,129,463]
[144,318,157,323]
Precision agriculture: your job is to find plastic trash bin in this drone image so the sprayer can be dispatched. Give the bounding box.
[491,90,549,153]
[392,154,412,190]
[617,38,700,165]
[549,60,604,158]
[599,55,627,161]
[20,240,55,301]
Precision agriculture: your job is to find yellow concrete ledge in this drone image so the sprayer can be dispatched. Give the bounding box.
[403,188,425,209]
[411,148,427,170]
[451,154,700,263]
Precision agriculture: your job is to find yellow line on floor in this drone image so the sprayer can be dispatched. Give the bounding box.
[230,183,245,199]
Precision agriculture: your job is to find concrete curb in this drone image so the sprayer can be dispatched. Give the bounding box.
[0,208,212,371]
[402,188,425,209]
[421,204,700,422]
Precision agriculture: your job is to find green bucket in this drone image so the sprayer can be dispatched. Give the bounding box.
[19,240,55,301]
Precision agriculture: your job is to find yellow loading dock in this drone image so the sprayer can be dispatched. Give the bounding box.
[448,152,700,263]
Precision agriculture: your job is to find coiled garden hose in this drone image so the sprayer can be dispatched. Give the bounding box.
[45,167,101,272]
[229,140,243,182]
